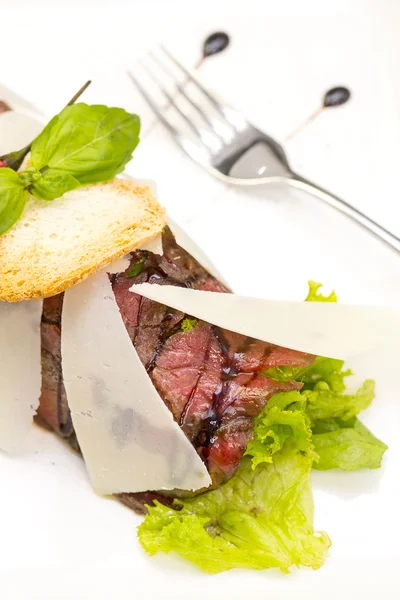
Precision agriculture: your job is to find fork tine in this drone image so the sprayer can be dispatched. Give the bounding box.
[140,62,204,141]
[127,70,181,140]
[160,45,225,115]
[149,52,219,134]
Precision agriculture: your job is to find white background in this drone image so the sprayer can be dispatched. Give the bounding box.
[1,1,400,598]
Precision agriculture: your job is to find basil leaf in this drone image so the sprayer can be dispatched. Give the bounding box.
[30,170,80,201]
[0,169,28,235]
[31,103,140,185]
[19,167,42,188]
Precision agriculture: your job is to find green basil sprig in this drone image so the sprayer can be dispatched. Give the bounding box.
[0,103,140,236]
[0,169,27,235]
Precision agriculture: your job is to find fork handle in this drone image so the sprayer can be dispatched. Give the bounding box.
[288,174,400,254]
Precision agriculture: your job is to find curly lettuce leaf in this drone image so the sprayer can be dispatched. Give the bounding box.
[301,356,351,393]
[306,281,338,303]
[264,356,351,392]
[138,444,331,574]
[138,279,386,573]
[245,391,316,468]
[303,379,375,423]
[260,351,382,470]
[312,417,388,470]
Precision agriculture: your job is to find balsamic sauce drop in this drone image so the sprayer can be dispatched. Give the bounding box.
[323,86,351,108]
[286,85,352,141]
[202,32,230,59]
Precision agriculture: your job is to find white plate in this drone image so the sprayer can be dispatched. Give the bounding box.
[1,9,400,597]
[0,293,399,600]
[1,216,399,600]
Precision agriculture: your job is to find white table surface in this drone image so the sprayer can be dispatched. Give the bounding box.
[1,1,400,598]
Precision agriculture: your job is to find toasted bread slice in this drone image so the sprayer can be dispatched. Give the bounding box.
[0,178,166,302]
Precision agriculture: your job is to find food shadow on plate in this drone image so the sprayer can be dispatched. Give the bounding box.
[143,549,305,580]
[311,462,386,501]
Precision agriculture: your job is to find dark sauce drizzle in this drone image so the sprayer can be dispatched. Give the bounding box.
[286,85,351,141]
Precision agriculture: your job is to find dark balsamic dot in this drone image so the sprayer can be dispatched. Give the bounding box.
[323,86,351,108]
[203,32,230,58]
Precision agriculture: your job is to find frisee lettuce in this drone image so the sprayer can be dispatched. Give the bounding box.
[304,379,375,422]
[245,391,316,468]
[312,417,388,470]
[138,444,331,574]
[306,280,338,303]
[138,281,387,573]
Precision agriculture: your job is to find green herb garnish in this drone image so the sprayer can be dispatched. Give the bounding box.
[127,261,144,278]
[0,103,140,236]
[181,318,197,331]
[0,81,92,173]
[305,280,338,302]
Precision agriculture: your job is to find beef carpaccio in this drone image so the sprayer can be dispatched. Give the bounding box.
[0,100,11,114]
[36,227,314,513]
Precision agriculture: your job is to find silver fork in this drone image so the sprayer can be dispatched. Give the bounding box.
[128,47,400,254]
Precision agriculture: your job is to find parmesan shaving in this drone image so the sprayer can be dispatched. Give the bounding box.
[130,284,400,360]
[167,217,230,288]
[0,299,43,453]
[61,270,211,494]
[106,255,132,274]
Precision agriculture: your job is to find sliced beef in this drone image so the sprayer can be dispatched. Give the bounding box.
[152,323,222,425]
[37,226,314,513]
[150,321,307,487]
[35,293,78,449]
[0,100,11,114]
[117,490,176,515]
[161,226,228,293]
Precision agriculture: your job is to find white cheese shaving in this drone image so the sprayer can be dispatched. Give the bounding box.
[167,217,230,288]
[105,235,163,276]
[61,270,211,495]
[114,177,227,280]
[104,216,227,273]
[106,255,132,274]
[139,234,163,255]
[0,299,43,453]
[130,284,400,360]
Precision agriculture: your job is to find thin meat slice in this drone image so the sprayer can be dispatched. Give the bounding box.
[223,375,303,419]
[36,294,75,441]
[111,253,153,344]
[214,374,301,419]
[134,297,169,368]
[152,323,217,422]
[180,330,224,441]
[112,273,144,344]
[117,490,176,515]
[42,293,64,323]
[207,427,253,487]
[213,373,253,418]
[206,376,303,485]
[224,335,313,374]
[162,226,229,293]
[0,100,11,114]
[258,344,315,370]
